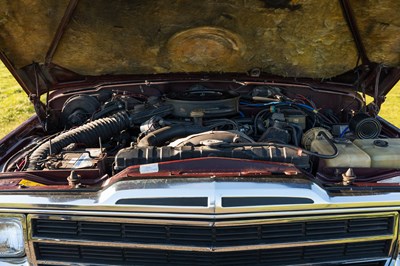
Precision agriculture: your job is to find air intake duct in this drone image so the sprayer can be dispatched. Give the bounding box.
[349,113,381,139]
[28,111,132,170]
[28,104,173,170]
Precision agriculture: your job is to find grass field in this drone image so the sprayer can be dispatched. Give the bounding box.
[0,62,399,138]
[0,62,34,138]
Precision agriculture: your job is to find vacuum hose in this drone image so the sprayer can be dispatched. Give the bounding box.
[28,111,132,170]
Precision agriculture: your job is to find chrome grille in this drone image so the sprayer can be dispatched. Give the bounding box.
[28,212,397,265]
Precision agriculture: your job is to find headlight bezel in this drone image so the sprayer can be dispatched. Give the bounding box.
[0,214,26,258]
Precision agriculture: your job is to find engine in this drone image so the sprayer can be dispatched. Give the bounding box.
[5,82,396,182]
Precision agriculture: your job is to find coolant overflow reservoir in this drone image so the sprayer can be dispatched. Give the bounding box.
[353,139,400,168]
[311,139,371,168]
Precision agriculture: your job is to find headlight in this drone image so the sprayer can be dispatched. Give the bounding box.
[0,217,25,257]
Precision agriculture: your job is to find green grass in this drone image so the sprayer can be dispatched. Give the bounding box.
[378,82,400,126]
[0,62,34,138]
[0,61,399,139]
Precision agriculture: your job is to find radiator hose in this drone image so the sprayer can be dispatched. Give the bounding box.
[28,111,132,170]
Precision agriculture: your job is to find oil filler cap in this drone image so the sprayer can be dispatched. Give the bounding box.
[373,140,388,147]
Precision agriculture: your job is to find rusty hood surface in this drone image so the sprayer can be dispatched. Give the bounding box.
[0,0,399,96]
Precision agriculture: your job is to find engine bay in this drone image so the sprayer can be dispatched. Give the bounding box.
[2,81,400,187]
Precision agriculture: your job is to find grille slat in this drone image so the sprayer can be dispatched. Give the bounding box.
[34,229,78,235]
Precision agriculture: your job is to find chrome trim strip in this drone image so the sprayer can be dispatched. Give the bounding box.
[27,214,212,227]
[216,212,398,227]
[2,206,400,219]
[30,235,394,253]
[36,262,104,266]
[5,200,400,214]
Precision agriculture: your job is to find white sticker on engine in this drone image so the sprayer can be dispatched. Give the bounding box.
[139,163,159,174]
[73,153,93,169]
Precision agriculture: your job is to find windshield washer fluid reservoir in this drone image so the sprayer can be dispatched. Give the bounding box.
[353,139,400,168]
[311,139,371,168]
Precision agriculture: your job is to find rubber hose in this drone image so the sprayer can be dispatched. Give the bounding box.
[286,124,302,147]
[28,111,131,170]
[286,125,298,146]
[137,125,207,147]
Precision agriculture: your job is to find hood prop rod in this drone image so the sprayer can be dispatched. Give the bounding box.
[339,0,370,66]
[45,0,79,66]
[29,63,47,128]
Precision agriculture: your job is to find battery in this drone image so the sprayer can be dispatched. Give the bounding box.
[57,148,103,169]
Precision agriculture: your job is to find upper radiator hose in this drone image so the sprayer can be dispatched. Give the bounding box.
[28,111,132,170]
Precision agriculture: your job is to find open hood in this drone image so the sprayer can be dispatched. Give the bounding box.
[0,0,399,98]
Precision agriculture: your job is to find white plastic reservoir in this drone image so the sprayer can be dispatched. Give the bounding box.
[311,139,371,168]
[353,139,400,168]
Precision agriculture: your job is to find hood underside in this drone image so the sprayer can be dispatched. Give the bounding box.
[0,0,399,94]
